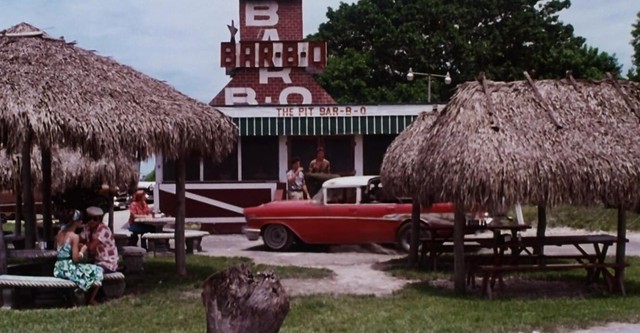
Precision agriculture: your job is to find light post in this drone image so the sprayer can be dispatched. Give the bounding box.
[406,67,452,103]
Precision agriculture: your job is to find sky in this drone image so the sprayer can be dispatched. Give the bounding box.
[1,0,638,175]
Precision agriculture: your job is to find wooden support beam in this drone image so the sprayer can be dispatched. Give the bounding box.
[41,146,53,249]
[453,202,466,293]
[21,141,36,249]
[477,72,500,132]
[175,156,187,276]
[407,197,420,268]
[534,205,547,255]
[615,206,627,294]
[523,71,563,130]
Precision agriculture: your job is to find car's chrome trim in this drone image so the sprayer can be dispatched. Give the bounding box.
[247,215,406,222]
[242,227,261,240]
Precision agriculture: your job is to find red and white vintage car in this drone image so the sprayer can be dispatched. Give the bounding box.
[243,175,477,251]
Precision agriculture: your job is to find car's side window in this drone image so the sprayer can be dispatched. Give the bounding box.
[326,188,357,204]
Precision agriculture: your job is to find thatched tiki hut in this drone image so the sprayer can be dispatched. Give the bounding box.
[381,72,640,293]
[0,23,237,275]
[0,148,139,274]
[380,111,439,265]
[0,148,140,231]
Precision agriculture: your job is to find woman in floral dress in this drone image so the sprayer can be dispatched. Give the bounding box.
[54,210,104,305]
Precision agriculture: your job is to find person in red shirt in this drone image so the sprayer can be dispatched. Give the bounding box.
[83,206,119,273]
[128,190,155,249]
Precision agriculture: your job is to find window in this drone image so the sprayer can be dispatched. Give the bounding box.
[203,146,238,181]
[363,135,396,175]
[326,187,358,204]
[288,136,354,176]
[241,137,279,181]
[162,155,201,182]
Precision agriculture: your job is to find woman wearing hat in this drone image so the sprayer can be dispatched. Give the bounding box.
[54,209,104,305]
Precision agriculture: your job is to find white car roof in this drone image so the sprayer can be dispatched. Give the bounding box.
[322,176,379,189]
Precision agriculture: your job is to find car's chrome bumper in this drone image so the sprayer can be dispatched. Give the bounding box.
[242,227,261,241]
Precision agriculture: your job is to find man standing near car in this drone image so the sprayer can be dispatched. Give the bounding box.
[286,157,309,200]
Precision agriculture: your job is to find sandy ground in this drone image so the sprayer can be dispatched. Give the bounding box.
[110,210,640,332]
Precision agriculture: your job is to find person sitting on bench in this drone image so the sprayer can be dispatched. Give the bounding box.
[54,210,103,305]
[82,206,119,273]
[127,190,155,249]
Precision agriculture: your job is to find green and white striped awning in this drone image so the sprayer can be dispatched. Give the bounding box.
[232,115,417,136]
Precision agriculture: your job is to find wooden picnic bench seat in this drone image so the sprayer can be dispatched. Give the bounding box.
[149,229,210,254]
[0,272,125,309]
[477,262,628,299]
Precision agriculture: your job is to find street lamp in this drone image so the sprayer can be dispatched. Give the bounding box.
[406,67,452,103]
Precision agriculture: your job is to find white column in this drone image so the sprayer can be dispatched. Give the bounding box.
[278,136,288,182]
[354,135,364,176]
[154,152,163,213]
[237,138,243,181]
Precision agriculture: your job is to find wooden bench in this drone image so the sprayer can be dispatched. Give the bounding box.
[141,233,174,255]
[0,272,125,309]
[477,262,628,299]
[147,229,210,254]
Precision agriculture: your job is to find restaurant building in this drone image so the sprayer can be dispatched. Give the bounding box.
[155,0,439,232]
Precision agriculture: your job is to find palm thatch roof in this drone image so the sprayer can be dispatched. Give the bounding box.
[381,74,640,211]
[0,148,139,193]
[0,23,237,160]
[380,111,438,197]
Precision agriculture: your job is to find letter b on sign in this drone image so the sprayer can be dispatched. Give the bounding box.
[246,2,279,26]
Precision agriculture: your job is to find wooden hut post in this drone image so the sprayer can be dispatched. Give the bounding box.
[21,142,36,249]
[174,156,187,276]
[407,197,421,268]
[0,229,5,274]
[13,181,22,235]
[107,188,115,232]
[615,206,626,294]
[453,202,466,293]
[41,146,53,249]
[534,205,547,255]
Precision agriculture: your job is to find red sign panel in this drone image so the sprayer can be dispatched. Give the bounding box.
[220,41,327,70]
[211,0,335,106]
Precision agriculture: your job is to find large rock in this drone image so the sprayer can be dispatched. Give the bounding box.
[202,264,289,333]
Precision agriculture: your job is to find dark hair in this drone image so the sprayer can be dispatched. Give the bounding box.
[290,157,300,166]
[316,147,325,153]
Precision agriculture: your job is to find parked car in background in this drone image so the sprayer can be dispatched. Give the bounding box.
[113,190,130,210]
[243,175,481,251]
[137,181,155,204]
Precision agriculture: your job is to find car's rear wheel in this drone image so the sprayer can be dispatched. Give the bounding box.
[262,224,294,251]
[397,222,432,252]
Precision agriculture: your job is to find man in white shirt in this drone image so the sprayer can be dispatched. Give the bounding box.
[286,157,309,200]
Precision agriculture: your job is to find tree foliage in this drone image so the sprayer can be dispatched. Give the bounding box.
[629,11,640,81]
[311,0,621,103]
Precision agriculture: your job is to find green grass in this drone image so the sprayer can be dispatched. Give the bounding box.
[0,255,331,333]
[517,205,640,232]
[280,257,640,333]
[2,255,640,332]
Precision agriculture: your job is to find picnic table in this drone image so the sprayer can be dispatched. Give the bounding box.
[7,249,57,260]
[134,216,175,253]
[134,216,175,233]
[420,223,532,269]
[420,223,627,298]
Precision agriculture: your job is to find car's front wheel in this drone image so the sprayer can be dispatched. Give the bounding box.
[262,224,294,251]
[397,222,432,252]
